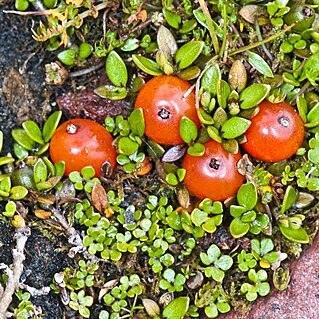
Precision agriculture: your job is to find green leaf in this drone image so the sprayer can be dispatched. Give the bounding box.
[207,244,221,261]
[118,137,139,155]
[34,158,48,183]
[163,8,181,29]
[217,80,231,109]
[202,218,218,233]
[187,142,205,156]
[247,51,274,78]
[12,129,35,151]
[308,147,319,164]
[241,210,256,223]
[162,297,189,319]
[201,63,221,96]
[260,238,274,256]
[191,208,208,226]
[229,218,250,238]
[166,173,179,186]
[221,117,251,139]
[215,255,233,271]
[10,186,28,200]
[281,185,297,213]
[207,126,222,143]
[257,282,271,296]
[78,42,93,59]
[94,85,128,100]
[198,108,214,125]
[106,50,128,87]
[175,41,204,69]
[279,225,309,244]
[128,108,145,137]
[204,266,225,282]
[57,49,77,66]
[296,95,308,123]
[132,55,163,76]
[205,304,218,318]
[240,84,271,109]
[307,103,319,123]
[179,116,198,143]
[15,0,29,11]
[237,183,258,210]
[300,52,319,86]
[42,111,62,142]
[22,121,44,144]
[230,205,247,218]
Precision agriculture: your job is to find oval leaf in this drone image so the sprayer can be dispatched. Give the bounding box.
[237,182,257,210]
[34,158,48,183]
[128,108,145,137]
[163,297,190,319]
[132,55,163,76]
[94,85,128,100]
[106,50,128,87]
[229,218,250,238]
[163,8,181,29]
[162,145,187,162]
[207,126,222,143]
[187,142,205,156]
[175,41,204,70]
[221,117,251,139]
[279,225,309,244]
[247,51,274,78]
[201,63,221,96]
[281,185,297,213]
[307,103,319,123]
[240,84,270,109]
[12,129,35,151]
[42,111,62,142]
[157,25,178,56]
[10,186,28,200]
[179,116,198,143]
[22,121,44,144]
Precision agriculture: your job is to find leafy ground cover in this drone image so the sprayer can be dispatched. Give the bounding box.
[0,0,319,318]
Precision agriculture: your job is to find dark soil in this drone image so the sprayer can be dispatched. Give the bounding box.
[0,7,51,154]
[0,6,68,319]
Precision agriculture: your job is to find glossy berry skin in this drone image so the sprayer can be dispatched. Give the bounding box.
[134,75,200,145]
[49,119,116,177]
[182,140,245,201]
[242,101,304,162]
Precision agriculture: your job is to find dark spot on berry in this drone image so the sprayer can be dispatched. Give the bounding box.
[158,108,171,120]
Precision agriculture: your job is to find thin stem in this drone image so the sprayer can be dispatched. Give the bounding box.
[69,62,104,78]
[229,23,296,57]
[255,20,273,62]
[219,3,228,59]
[198,0,220,54]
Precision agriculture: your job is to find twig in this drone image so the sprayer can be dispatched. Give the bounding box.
[51,208,85,258]
[198,0,220,54]
[229,23,296,57]
[290,81,311,104]
[0,227,31,319]
[219,4,228,59]
[255,20,273,62]
[69,62,104,78]
[19,283,50,297]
